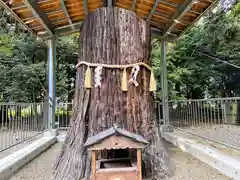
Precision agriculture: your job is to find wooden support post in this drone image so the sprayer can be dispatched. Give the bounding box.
[91,151,97,180]
[137,149,142,180]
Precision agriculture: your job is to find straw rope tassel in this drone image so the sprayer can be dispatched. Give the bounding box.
[121,68,128,91]
[84,67,92,88]
[149,71,156,91]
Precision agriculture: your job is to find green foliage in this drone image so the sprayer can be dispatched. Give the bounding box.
[0,7,78,103]
[152,2,240,100]
[56,34,78,102]
[7,104,71,119]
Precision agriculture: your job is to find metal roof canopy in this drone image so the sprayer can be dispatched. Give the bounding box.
[0,0,218,41]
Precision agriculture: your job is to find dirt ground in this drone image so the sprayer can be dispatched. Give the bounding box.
[8,141,231,180]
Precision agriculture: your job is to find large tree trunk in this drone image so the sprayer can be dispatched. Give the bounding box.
[54,7,173,180]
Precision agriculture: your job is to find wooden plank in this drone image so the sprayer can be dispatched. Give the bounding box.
[25,0,54,35]
[39,1,60,8]
[92,151,97,180]
[137,149,142,180]
[60,0,73,29]
[83,0,88,14]
[66,1,100,7]
[147,0,161,21]
[15,8,30,13]
[143,0,177,10]
[67,4,102,12]
[178,0,218,38]
[152,13,169,21]
[116,2,148,16]
[70,12,85,17]
[157,3,176,12]
[48,12,65,18]
[71,16,84,21]
[132,0,137,11]
[38,0,58,5]
[163,0,194,37]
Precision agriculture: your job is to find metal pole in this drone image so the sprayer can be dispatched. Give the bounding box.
[108,0,112,7]
[47,37,56,129]
[161,40,169,126]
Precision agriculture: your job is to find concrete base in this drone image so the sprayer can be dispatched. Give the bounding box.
[57,134,66,142]
[160,125,174,137]
[44,128,58,137]
[163,131,240,180]
[0,131,57,180]
[56,129,67,142]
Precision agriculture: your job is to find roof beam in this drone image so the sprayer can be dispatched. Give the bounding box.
[55,22,82,36]
[160,1,177,8]
[38,0,51,4]
[52,19,68,24]
[83,0,88,15]
[154,11,170,19]
[132,0,137,11]
[108,0,113,7]
[55,22,82,31]
[39,22,82,40]
[24,0,54,36]
[32,25,43,30]
[23,17,34,21]
[163,0,197,37]
[147,0,164,21]
[151,27,176,41]
[177,0,219,38]
[188,9,201,15]
[60,0,74,29]
[0,0,36,35]
[11,4,27,10]
[46,8,63,15]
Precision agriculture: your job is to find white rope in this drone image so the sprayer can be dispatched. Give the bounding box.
[129,65,140,86]
[94,66,103,88]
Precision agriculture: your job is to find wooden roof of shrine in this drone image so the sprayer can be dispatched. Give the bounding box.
[84,126,149,150]
[0,0,219,40]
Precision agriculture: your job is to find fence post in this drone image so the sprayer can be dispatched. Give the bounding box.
[159,41,173,136]
[222,100,227,124]
[46,37,56,129]
[43,96,49,130]
[160,40,171,131]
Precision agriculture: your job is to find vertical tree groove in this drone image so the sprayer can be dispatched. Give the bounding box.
[54,7,173,180]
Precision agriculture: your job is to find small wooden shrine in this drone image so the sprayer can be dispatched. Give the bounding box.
[84,125,149,180]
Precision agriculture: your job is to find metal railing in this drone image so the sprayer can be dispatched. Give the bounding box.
[0,103,48,152]
[167,97,240,150]
[14,98,237,152]
[56,103,72,129]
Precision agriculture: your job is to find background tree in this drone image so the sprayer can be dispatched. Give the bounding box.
[152,2,240,100]
[0,6,79,103]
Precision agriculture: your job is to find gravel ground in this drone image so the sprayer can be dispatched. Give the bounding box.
[9,143,60,180]
[183,124,240,148]
[9,141,230,180]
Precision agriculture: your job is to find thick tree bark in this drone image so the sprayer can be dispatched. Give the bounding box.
[54,7,173,180]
